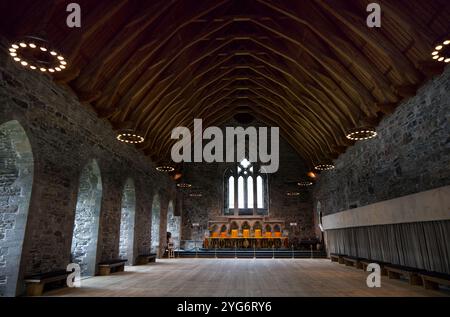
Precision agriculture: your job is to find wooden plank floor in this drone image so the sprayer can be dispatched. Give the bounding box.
[46,258,450,297]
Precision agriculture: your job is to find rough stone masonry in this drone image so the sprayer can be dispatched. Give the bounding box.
[0,39,175,295]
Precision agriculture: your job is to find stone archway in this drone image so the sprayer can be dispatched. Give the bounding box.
[71,159,102,277]
[151,194,161,255]
[119,178,136,265]
[0,120,33,296]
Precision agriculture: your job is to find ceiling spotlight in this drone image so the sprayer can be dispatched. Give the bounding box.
[286,191,300,196]
[314,163,335,171]
[307,171,317,179]
[11,44,19,49]
[29,43,36,48]
[40,68,47,72]
[19,43,27,47]
[189,193,203,197]
[346,127,377,141]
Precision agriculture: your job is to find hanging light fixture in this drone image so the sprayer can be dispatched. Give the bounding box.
[156,165,175,172]
[116,130,145,144]
[176,183,192,189]
[297,180,313,187]
[314,163,335,171]
[431,38,450,63]
[346,127,377,141]
[8,36,67,73]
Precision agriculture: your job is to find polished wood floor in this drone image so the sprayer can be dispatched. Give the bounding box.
[47,258,449,297]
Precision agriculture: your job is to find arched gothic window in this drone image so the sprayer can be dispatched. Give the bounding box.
[224,158,268,216]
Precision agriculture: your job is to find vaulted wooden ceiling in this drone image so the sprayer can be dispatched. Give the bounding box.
[1,0,449,166]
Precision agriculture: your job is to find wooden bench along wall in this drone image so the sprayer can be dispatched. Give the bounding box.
[360,260,388,276]
[419,272,450,290]
[24,270,70,296]
[98,259,127,276]
[385,265,423,286]
[343,256,363,269]
[136,254,157,265]
[330,253,346,264]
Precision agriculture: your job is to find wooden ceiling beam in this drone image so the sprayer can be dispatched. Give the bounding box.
[314,0,422,84]
[256,0,398,103]
[73,0,175,91]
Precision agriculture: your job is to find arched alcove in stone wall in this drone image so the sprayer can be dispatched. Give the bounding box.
[119,178,136,265]
[0,120,33,297]
[166,200,181,249]
[151,194,160,255]
[70,159,102,277]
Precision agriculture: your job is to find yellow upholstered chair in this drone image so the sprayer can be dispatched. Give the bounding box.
[243,229,250,238]
[265,232,272,238]
[274,231,282,238]
[220,232,227,238]
[255,229,262,238]
[212,232,219,238]
[231,229,238,238]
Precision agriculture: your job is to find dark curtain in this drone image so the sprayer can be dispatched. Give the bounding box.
[326,220,450,274]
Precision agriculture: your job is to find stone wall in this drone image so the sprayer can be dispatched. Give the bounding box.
[70,160,102,277]
[314,66,450,215]
[0,42,175,295]
[150,194,161,254]
[0,120,33,296]
[180,126,316,246]
[119,179,136,265]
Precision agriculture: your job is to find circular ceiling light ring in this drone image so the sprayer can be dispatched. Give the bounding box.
[116,128,145,144]
[346,127,377,141]
[297,181,313,187]
[176,183,192,189]
[8,36,68,72]
[431,38,450,63]
[156,166,175,173]
[314,163,335,171]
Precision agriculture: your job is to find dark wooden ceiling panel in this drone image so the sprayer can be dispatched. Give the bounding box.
[1,0,449,166]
